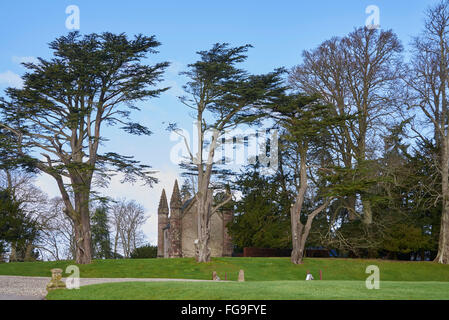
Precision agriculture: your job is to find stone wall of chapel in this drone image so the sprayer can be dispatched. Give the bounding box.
[180,202,225,258]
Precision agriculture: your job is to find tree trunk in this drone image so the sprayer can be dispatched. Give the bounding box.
[73,191,92,264]
[291,154,308,265]
[435,141,449,264]
[347,195,357,221]
[74,219,92,264]
[5,169,12,191]
[196,235,211,263]
[56,173,93,264]
[291,198,332,265]
[196,190,212,263]
[194,126,219,263]
[9,244,17,262]
[113,222,120,258]
[362,198,373,225]
[291,205,305,264]
[24,242,34,262]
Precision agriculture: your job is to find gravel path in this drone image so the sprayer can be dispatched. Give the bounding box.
[0,275,216,300]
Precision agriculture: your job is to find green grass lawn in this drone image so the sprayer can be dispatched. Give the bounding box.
[2,257,448,300]
[45,280,449,300]
[1,257,449,282]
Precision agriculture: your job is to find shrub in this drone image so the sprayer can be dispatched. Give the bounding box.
[130,244,157,259]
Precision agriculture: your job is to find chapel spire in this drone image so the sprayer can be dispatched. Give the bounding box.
[158,189,169,214]
[170,179,182,209]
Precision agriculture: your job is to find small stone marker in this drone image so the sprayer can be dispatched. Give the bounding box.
[46,268,66,291]
[238,269,245,282]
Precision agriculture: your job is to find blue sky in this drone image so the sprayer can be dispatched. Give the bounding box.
[0,0,438,247]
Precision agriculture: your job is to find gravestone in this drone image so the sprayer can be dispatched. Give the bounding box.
[238,269,245,282]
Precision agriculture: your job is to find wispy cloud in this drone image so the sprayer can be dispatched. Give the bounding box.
[0,56,38,88]
[0,70,23,88]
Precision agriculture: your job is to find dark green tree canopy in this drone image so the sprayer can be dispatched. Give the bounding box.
[0,31,169,264]
[91,206,112,259]
[228,165,292,249]
[0,189,38,253]
[180,43,286,131]
[0,31,169,187]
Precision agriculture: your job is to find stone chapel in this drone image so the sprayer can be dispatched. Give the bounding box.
[157,180,234,258]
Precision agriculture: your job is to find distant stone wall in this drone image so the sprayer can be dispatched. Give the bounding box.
[209,211,224,257]
[243,247,292,257]
[222,209,233,256]
[243,247,331,257]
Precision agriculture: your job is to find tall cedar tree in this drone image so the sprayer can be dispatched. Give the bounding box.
[177,43,285,262]
[0,32,169,264]
[271,94,337,264]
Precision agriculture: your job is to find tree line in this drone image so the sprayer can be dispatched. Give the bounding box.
[1,1,449,265]
[0,169,151,261]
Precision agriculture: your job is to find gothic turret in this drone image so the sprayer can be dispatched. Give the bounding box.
[157,189,169,258]
[169,180,183,258]
[158,189,169,215]
[170,179,182,209]
[158,179,236,258]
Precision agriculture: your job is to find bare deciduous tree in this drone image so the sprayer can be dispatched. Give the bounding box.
[290,27,403,225]
[406,0,449,264]
[34,197,76,261]
[110,199,147,258]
